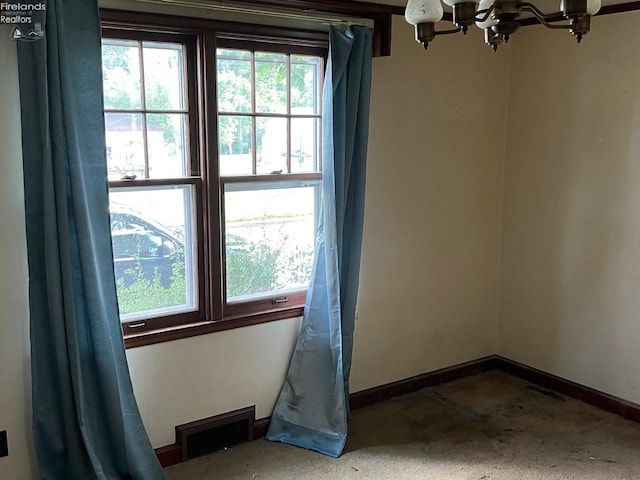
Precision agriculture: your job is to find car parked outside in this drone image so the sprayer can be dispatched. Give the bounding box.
[110,203,182,289]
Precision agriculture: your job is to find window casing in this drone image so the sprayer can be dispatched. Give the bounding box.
[100,12,327,346]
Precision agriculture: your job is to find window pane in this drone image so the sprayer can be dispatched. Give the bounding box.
[291,55,321,115]
[109,185,197,322]
[143,42,185,111]
[147,113,188,178]
[217,49,251,113]
[291,118,320,173]
[255,52,287,114]
[218,48,250,60]
[224,182,318,301]
[219,115,253,175]
[105,113,145,181]
[257,117,287,174]
[102,39,142,110]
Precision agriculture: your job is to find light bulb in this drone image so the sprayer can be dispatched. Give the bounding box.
[405,0,444,25]
[586,0,601,14]
[560,0,601,15]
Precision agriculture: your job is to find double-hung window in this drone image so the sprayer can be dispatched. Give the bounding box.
[100,14,326,346]
[216,40,323,317]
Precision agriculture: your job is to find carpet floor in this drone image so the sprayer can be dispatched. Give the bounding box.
[165,370,640,479]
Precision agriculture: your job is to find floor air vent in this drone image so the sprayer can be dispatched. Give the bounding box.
[176,406,255,461]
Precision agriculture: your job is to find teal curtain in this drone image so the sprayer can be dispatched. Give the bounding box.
[265,25,373,458]
[17,0,165,478]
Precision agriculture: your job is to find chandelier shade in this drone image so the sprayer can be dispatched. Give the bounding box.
[405,0,602,50]
[476,0,498,28]
[405,0,444,24]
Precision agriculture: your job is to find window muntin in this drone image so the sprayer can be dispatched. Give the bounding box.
[216,48,323,176]
[101,23,327,343]
[216,46,323,310]
[102,39,189,181]
[102,35,201,325]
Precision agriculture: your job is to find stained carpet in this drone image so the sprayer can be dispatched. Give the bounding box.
[165,370,640,479]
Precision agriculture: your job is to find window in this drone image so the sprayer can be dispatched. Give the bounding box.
[216,44,323,317]
[100,15,327,346]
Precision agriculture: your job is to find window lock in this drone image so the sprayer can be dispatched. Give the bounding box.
[127,322,147,328]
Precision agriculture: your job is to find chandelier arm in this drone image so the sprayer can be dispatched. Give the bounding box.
[435,26,463,35]
[520,2,561,18]
[521,4,569,28]
[473,5,496,23]
[537,22,572,29]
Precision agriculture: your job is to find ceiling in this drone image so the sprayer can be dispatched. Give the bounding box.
[358,0,405,5]
[357,0,632,10]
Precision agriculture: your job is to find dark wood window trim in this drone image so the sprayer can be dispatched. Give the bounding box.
[220,0,404,56]
[123,306,305,349]
[100,0,400,57]
[101,9,328,348]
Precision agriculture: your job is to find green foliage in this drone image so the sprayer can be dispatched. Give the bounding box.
[102,44,176,144]
[226,231,313,299]
[116,259,187,315]
[116,235,314,317]
[218,115,251,155]
[102,44,131,72]
[254,59,287,112]
[279,244,314,287]
[226,240,280,298]
[146,84,176,144]
[216,50,319,166]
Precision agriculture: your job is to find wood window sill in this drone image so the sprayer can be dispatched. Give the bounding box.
[123,306,304,348]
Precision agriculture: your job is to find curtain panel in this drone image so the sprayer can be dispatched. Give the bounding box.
[17,1,165,478]
[266,25,373,458]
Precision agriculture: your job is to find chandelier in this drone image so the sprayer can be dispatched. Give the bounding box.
[404,0,601,51]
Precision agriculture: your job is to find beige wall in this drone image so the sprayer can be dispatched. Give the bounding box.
[126,318,301,446]
[0,16,510,471]
[498,11,640,403]
[127,17,509,447]
[351,17,508,390]
[0,14,508,476]
[0,33,37,480]
[19,8,640,479]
